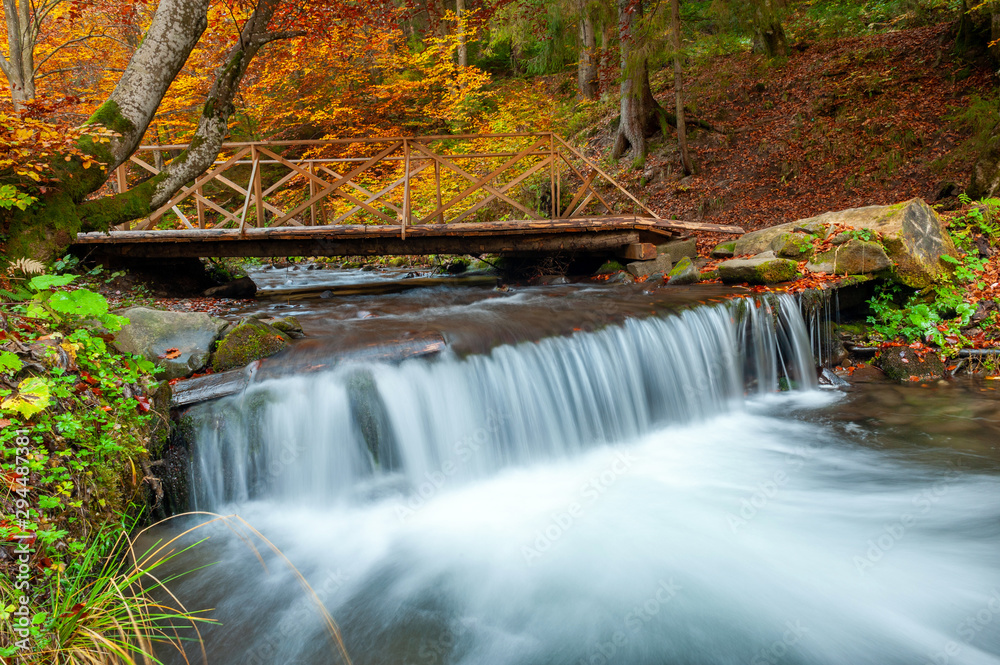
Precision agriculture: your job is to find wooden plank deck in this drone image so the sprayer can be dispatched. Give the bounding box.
[72,218,743,259]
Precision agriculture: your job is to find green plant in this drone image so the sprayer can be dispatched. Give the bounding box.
[23,274,129,331]
[0,184,35,211]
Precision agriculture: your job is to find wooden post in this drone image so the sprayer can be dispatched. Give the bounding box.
[252,145,264,227]
[435,157,443,224]
[196,184,205,228]
[115,164,127,194]
[402,139,410,240]
[309,162,317,227]
[549,133,556,221]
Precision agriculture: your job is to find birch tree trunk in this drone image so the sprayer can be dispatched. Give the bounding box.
[456,0,468,68]
[577,3,598,100]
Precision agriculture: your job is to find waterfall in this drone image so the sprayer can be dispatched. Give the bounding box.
[189,294,816,509]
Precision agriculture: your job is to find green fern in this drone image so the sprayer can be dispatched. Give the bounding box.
[0,285,33,302]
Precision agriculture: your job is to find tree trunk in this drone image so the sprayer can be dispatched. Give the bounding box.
[612,0,662,164]
[969,121,1000,201]
[752,0,789,58]
[456,0,467,68]
[577,3,598,100]
[4,0,296,260]
[1,0,38,108]
[670,0,692,175]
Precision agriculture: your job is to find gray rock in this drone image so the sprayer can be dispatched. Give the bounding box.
[769,232,815,259]
[264,315,305,337]
[656,238,698,263]
[666,257,700,285]
[113,307,222,380]
[754,250,778,260]
[733,198,958,287]
[626,254,672,278]
[711,241,737,259]
[806,239,892,275]
[203,276,257,299]
[718,257,799,284]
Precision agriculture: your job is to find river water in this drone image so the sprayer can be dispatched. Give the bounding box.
[155,267,1000,665]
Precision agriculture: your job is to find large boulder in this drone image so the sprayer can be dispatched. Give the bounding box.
[807,239,892,275]
[656,238,698,263]
[211,318,290,372]
[113,307,225,380]
[735,199,957,287]
[718,257,799,284]
[626,254,672,278]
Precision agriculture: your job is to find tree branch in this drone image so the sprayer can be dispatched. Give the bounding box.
[250,29,305,46]
[32,29,98,76]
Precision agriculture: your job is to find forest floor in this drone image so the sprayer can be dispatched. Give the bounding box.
[582,22,996,251]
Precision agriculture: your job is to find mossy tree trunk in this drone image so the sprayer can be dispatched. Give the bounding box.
[612,0,663,165]
[970,120,1000,201]
[751,0,789,58]
[577,2,599,100]
[4,0,295,260]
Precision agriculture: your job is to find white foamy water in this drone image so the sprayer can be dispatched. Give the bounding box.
[161,296,1000,665]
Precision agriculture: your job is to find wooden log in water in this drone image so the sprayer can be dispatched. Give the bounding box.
[170,333,447,408]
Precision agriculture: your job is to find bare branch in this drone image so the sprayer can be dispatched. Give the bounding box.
[250,29,306,47]
[32,29,97,76]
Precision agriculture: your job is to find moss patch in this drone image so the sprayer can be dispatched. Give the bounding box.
[212,318,289,372]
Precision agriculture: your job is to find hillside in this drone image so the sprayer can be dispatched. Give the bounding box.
[589,22,995,240]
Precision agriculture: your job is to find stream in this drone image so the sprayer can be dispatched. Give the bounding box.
[153,266,1000,665]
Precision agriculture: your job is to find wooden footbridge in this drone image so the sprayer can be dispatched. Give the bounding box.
[72,133,741,260]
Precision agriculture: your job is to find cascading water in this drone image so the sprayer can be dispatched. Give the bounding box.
[163,292,1000,665]
[190,295,814,507]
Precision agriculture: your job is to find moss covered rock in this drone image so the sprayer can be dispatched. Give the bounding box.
[710,241,737,259]
[666,256,700,285]
[595,260,625,275]
[877,346,945,382]
[211,318,290,372]
[769,232,815,259]
[718,257,799,284]
[113,307,223,380]
[733,199,957,287]
[807,239,892,275]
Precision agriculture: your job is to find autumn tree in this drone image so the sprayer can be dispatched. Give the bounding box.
[2,0,302,259]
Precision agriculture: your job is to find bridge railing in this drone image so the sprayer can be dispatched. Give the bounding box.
[112,132,659,234]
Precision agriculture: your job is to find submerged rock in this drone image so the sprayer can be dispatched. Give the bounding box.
[718,257,799,284]
[113,307,223,380]
[212,318,290,372]
[203,276,257,299]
